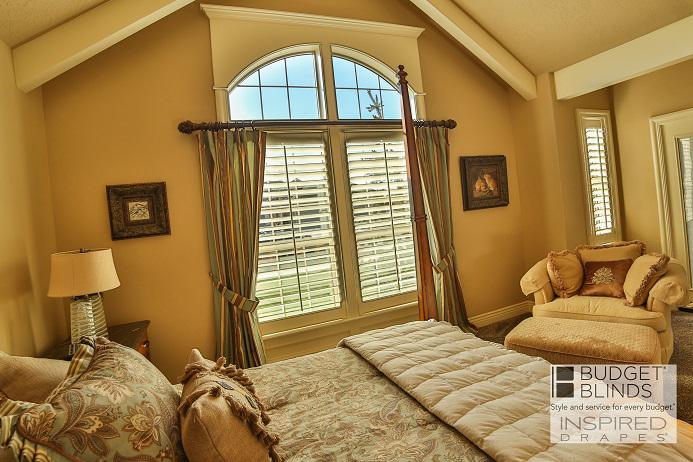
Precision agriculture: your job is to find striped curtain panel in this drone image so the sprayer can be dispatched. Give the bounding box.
[198,129,267,367]
[415,126,475,332]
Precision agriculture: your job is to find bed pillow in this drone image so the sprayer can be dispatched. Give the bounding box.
[580,259,633,298]
[1,337,184,461]
[576,240,645,263]
[178,349,281,462]
[546,250,583,297]
[0,353,69,403]
[0,352,70,403]
[623,253,670,306]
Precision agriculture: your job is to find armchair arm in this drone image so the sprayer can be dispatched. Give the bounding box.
[520,258,554,304]
[648,258,689,308]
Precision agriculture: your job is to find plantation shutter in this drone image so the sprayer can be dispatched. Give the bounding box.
[255,133,342,322]
[345,132,417,301]
[582,119,614,236]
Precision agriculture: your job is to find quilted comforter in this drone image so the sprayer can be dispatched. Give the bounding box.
[339,320,693,462]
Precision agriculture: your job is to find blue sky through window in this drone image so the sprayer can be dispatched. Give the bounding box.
[229,54,321,120]
[332,56,401,120]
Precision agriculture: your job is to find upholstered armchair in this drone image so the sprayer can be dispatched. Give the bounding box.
[520,257,689,362]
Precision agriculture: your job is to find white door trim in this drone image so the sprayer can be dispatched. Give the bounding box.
[649,107,693,255]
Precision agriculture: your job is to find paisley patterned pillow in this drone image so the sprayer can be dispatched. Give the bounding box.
[1,337,185,462]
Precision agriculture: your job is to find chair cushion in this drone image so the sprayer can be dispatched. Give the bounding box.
[579,259,632,298]
[1,338,185,461]
[178,349,281,462]
[624,254,670,306]
[547,250,583,297]
[576,240,645,263]
[533,295,667,332]
[0,352,68,403]
[505,317,661,364]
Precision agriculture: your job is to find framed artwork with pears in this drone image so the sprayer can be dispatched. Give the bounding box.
[460,155,509,211]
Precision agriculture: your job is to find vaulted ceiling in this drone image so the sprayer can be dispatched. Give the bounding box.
[0,0,107,47]
[452,0,693,74]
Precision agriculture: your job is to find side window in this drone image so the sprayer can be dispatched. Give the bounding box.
[577,109,621,244]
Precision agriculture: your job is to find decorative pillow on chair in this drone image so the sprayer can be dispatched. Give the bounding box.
[576,240,645,263]
[0,337,184,461]
[546,250,583,297]
[178,349,281,462]
[623,253,670,306]
[580,259,633,298]
[0,352,68,403]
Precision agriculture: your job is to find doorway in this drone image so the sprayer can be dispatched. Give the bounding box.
[650,108,693,305]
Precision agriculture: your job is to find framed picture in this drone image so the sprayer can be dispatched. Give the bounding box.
[460,155,509,211]
[106,182,171,240]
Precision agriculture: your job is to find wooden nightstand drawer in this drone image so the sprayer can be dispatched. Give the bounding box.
[46,320,151,361]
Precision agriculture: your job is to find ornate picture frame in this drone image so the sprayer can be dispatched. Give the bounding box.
[106,182,171,240]
[460,155,509,211]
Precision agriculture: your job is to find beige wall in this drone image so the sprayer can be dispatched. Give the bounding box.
[612,59,693,251]
[510,73,611,264]
[42,0,526,379]
[0,40,65,356]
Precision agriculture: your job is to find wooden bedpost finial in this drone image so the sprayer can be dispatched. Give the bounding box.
[178,120,195,134]
[397,65,408,84]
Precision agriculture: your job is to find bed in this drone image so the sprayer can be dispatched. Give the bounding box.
[248,321,693,462]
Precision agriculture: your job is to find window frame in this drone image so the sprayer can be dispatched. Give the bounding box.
[576,109,622,245]
[224,45,422,334]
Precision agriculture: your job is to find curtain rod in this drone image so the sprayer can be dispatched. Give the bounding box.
[177,118,457,134]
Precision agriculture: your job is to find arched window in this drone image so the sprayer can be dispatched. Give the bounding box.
[228,52,324,120]
[332,56,402,120]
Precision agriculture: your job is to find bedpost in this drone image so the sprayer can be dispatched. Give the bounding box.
[398,65,437,321]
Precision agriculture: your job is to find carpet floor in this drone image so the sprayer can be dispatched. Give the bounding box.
[477,310,693,423]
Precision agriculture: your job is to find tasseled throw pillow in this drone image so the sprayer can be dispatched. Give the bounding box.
[546,250,583,297]
[580,259,633,298]
[623,254,670,306]
[178,349,281,462]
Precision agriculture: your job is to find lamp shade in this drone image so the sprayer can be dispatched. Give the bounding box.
[48,248,120,297]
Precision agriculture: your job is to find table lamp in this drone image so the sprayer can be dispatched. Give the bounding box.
[48,248,120,354]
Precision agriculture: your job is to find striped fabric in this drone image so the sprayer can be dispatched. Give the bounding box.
[198,129,267,368]
[415,126,475,332]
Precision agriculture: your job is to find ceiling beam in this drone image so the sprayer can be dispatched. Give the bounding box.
[408,0,537,100]
[12,0,195,92]
[555,15,693,100]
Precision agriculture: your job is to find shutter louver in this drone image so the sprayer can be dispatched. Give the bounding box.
[256,139,342,322]
[346,136,417,301]
[680,137,693,222]
[583,124,614,236]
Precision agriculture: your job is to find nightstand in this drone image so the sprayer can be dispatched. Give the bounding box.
[45,320,151,361]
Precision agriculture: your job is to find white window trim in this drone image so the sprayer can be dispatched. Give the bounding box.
[576,109,622,245]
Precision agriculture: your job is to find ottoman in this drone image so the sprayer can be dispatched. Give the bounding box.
[504,317,662,364]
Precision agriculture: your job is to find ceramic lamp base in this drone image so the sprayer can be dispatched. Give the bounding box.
[69,294,109,355]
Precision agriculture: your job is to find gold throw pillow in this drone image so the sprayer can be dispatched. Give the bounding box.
[623,254,670,306]
[178,350,281,462]
[576,240,645,263]
[546,250,583,297]
[580,259,633,298]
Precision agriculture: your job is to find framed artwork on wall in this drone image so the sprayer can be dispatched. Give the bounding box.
[460,155,509,211]
[106,182,171,240]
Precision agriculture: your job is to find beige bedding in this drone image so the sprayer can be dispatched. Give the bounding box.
[339,320,693,462]
[247,346,490,462]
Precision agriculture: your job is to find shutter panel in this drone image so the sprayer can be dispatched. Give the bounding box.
[256,137,342,322]
[583,123,614,236]
[346,135,417,301]
[680,137,693,222]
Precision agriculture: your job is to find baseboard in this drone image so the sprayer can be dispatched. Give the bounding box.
[469,300,533,328]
